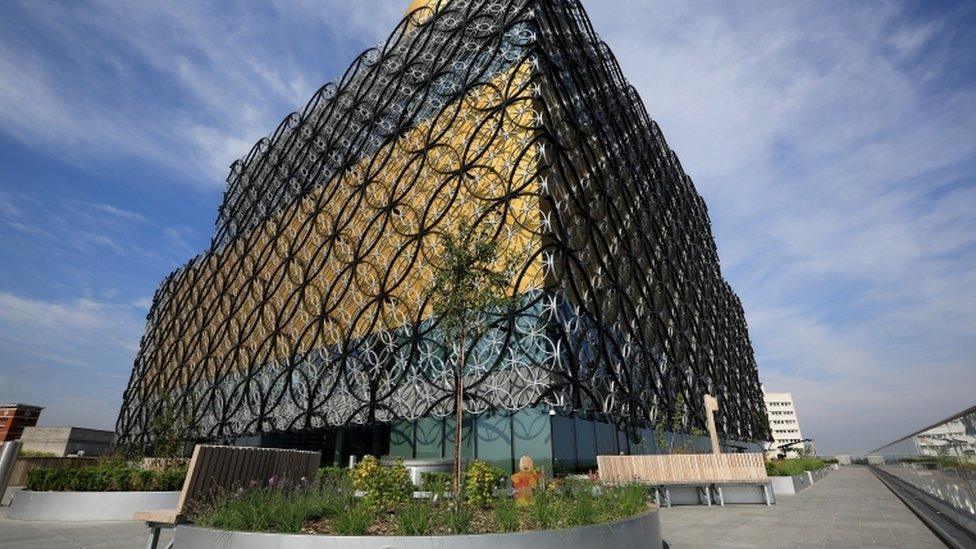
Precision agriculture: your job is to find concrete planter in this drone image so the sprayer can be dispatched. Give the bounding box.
[381,457,454,486]
[770,467,830,496]
[7,490,179,521]
[174,508,662,549]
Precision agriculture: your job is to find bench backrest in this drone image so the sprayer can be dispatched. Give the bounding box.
[597,453,767,484]
[176,444,321,514]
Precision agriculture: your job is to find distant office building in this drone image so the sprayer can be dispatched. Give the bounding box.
[20,426,115,457]
[874,404,976,461]
[0,403,43,442]
[763,392,806,459]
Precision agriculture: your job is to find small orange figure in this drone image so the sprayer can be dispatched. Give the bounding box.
[510,454,543,506]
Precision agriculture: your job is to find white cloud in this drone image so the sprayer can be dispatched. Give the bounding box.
[584,0,976,453]
[0,292,146,429]
[0,1,405,188]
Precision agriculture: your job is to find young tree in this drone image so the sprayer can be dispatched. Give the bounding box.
[427,216,520,498]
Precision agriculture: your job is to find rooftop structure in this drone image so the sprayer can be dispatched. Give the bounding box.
[873,403,976,461]
[0,403,43,443]
[20,426,115,457]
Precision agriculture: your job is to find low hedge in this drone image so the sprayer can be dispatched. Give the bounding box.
[26,464,186,492]
[765,457,826,477]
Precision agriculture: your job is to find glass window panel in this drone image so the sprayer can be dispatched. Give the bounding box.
[444,416,474,462]
[617,427,630,455]
[595,419,616,456]
[551,414,576,475]
[475,411,513,473]
[388,420,414,458]
[574,416,596,472]
[415,417,443,459]
[513,408,552,476]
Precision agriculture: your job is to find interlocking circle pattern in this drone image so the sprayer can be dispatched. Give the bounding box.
[116,0,771,450]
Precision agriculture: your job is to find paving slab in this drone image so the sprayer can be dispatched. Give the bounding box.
[660,466,945,548]
[0,508,172,549]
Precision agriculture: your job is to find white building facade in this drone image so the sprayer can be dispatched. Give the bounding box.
[763,392,806,459]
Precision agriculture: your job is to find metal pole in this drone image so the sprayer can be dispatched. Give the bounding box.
[704,394,721,455]
[0,440,23,505]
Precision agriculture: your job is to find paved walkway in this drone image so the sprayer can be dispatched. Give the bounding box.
[661,466,944,548]
[0,517,170,549]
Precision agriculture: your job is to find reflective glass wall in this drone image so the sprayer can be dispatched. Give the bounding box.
[875,407,976,460]
[389,407,763,475]
[873,406,976,520]
[389,408,552,474]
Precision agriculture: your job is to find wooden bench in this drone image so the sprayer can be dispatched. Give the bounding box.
[136,444,321,549]
[597,453,771,506]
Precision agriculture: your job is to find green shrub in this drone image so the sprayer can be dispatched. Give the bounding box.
[445,503,475,534]
[464,460,503,507]
[765,457,826,476]
[351,456,412,509]
[19,450,58,458]
[332,503,376,535]
[608,484,647,519]
[396,500,435,535]
[193,485,334,533]
[316,466,352,493]
[421,471,451,495]
[25,464,187,492]
[564,489,598,526]
[492,498,519,532]
[531,490,558,530]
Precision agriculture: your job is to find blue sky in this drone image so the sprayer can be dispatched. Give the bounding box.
[1,0,973,455]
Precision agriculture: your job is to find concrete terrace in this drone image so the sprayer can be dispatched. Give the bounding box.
[0,466,943,549]
[661,466,943,548]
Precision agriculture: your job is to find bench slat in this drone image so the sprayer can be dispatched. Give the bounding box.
[598,453,767,485]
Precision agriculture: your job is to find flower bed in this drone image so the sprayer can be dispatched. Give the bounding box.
[190,458,655,536]
[175,510,661,549]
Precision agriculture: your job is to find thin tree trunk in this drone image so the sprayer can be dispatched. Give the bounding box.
[453,324,466,500]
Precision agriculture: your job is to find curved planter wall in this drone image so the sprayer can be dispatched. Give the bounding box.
[7,490,179,521]
[175,508,661,549]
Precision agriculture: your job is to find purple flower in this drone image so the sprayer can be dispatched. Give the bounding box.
[268,474,280,488]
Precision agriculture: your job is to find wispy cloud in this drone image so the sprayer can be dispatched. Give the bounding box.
[68,200,147,223]
[0,1,404,187]
[0,291,146,429]
[589,1,976,452]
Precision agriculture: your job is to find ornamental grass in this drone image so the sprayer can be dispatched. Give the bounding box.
[189,458,655,535]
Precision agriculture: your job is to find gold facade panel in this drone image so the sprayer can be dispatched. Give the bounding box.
[143,60,542,388]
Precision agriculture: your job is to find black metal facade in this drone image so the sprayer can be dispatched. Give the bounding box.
[116,0,771,451]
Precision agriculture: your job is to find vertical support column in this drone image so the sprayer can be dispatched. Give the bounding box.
[0,440,23,504]
[704,394,721,455]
